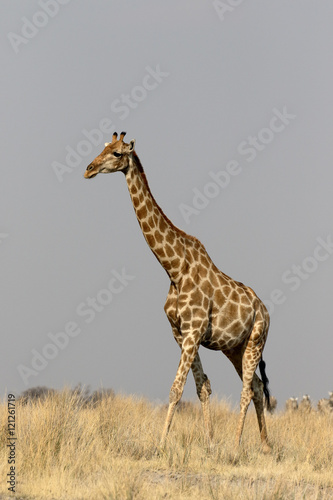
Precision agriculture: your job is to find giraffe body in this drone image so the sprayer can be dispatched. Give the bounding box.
[84,132,271,451]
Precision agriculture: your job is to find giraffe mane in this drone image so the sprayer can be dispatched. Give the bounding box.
[131,151,200,245]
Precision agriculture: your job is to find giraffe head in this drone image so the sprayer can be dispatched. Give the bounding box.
[84,131,135,178]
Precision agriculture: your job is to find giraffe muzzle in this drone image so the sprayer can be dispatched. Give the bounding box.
[84,164,98,178]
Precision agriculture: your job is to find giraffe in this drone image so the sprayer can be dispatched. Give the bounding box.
[84,131,271,452]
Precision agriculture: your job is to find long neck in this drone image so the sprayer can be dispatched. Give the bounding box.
[124,152,187,283]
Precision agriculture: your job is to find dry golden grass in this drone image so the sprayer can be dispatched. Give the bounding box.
[1,389,333,499]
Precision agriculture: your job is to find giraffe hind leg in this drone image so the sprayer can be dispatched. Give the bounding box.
[235,320,270,451]
[252,372,271,453]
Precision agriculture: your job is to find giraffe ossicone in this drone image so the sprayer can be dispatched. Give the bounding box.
[84,132,271,452]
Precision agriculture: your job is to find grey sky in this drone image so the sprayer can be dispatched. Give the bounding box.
[1,0,332,409]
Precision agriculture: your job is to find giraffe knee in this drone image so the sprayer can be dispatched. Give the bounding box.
[240,387,254,408]
[169,384,182,405]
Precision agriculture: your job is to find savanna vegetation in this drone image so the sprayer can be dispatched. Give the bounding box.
[1,387,332,499]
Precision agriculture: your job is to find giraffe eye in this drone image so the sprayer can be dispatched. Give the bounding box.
[113,152,122,158]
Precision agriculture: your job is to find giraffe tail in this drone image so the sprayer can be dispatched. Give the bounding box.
[259,358,271,411]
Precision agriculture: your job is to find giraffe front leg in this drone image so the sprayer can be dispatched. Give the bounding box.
[160,342,199,448]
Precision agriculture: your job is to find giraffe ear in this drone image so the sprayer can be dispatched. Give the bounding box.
[104,142,111,147]
[129,139,135,151]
